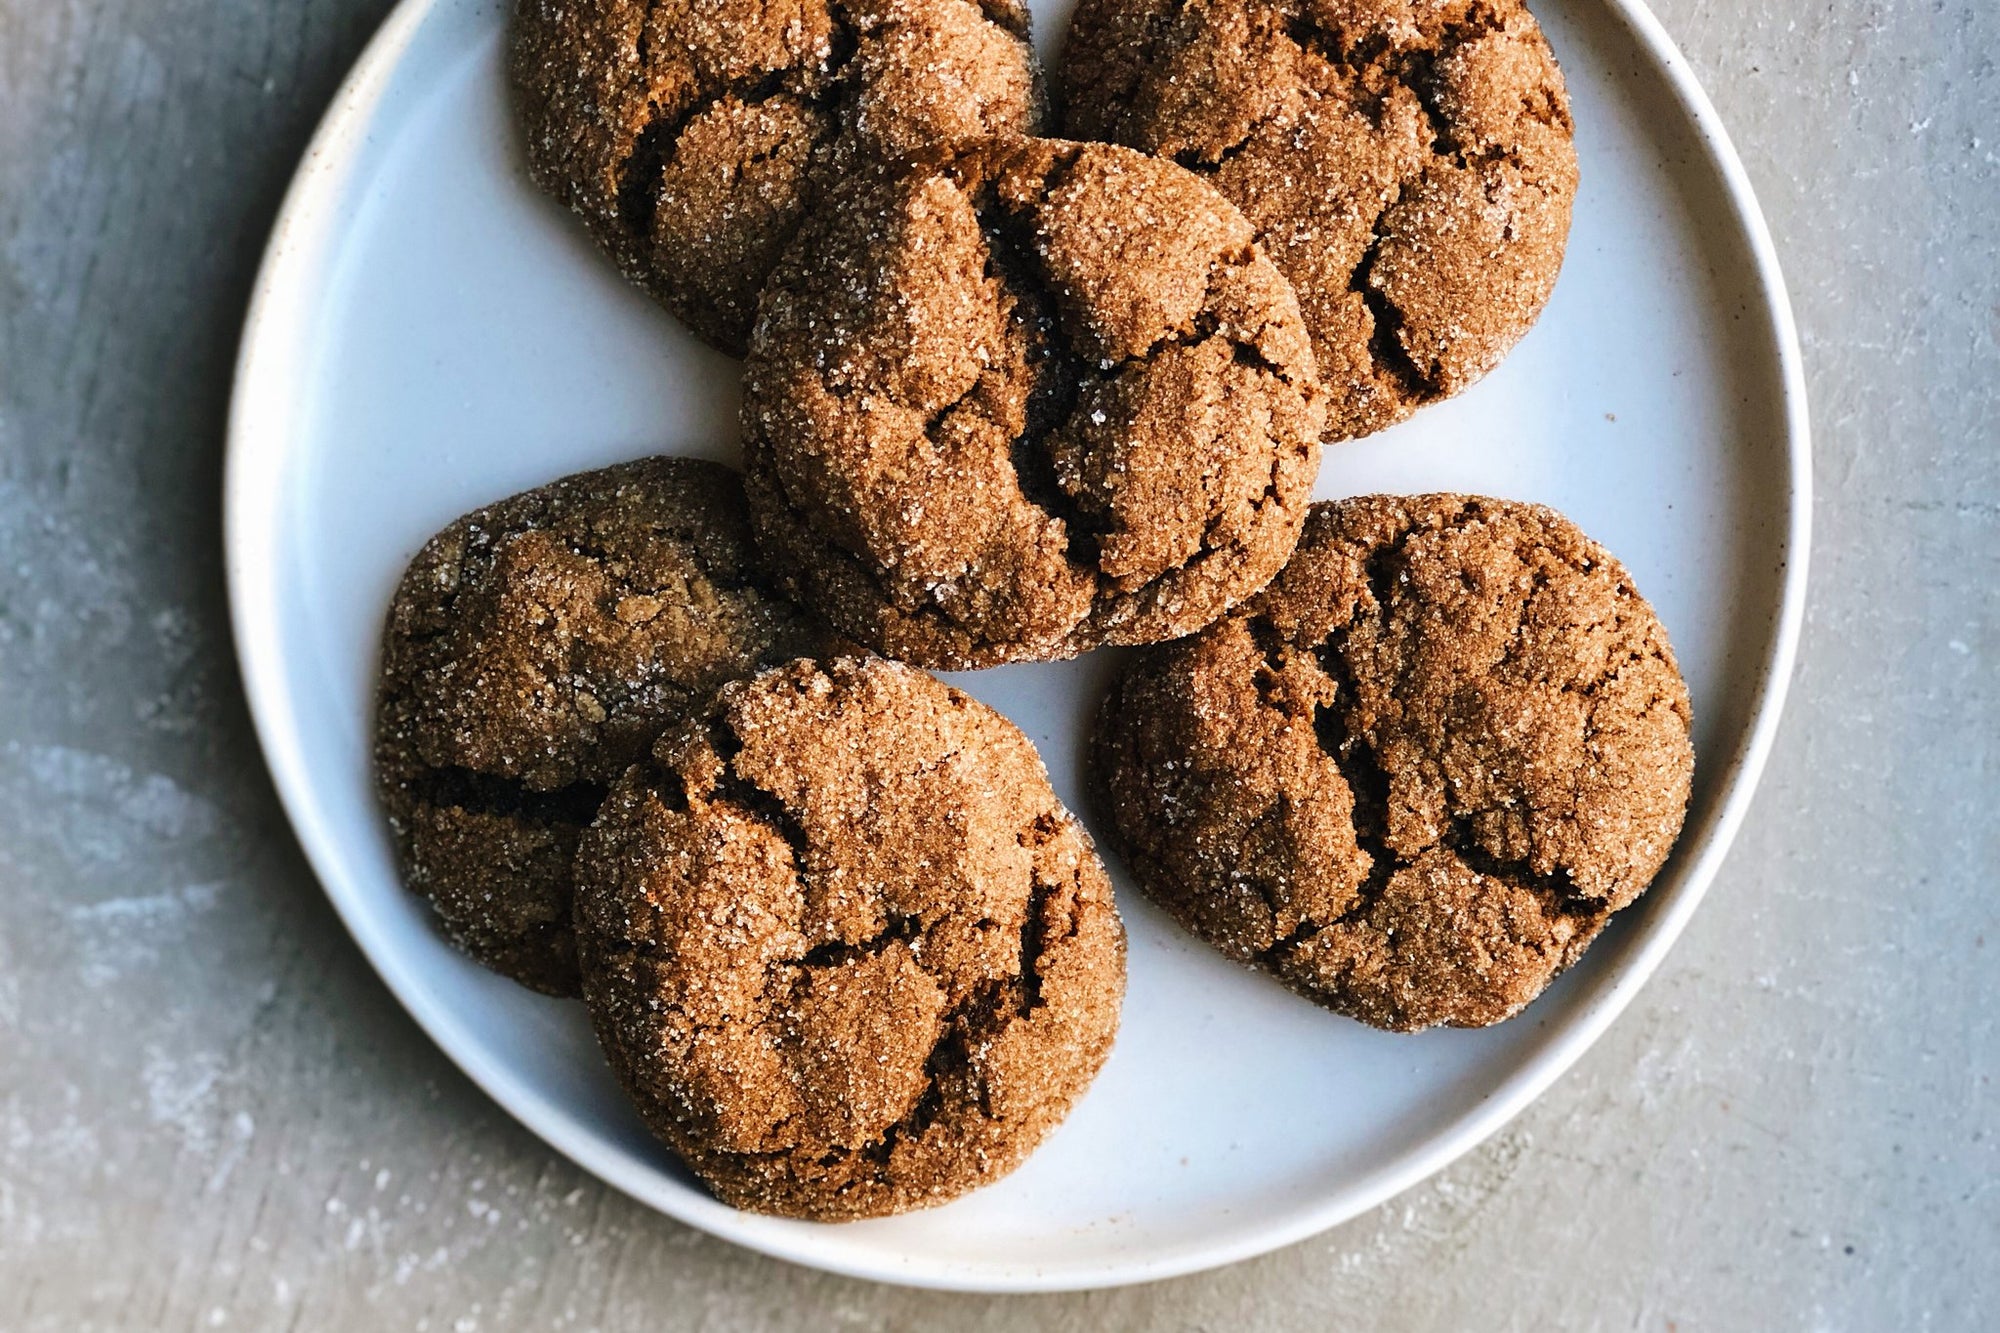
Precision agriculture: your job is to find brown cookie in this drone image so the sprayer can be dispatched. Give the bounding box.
[375,458,840,996]
[743,136,1326,671]
[510,0,1045,355]
[1062,0,1579,441]
[1092,495,1692,1031]
[573,656,1125,1219]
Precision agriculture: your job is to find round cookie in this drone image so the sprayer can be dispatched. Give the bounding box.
[511,0,1045,355]
[573,656,1125,1219]
[1062,0,1579,441]
[1092,495,1692,1031]
[743,136,1327,670]
[375,458,840,996]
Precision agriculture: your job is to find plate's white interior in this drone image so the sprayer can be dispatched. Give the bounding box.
[227,0,1806,1291]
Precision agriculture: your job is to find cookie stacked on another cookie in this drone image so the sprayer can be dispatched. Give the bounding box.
[1092,495,1693,1031]
[376,458,843,995]
[1063,0,1579,440]
[512,0,1046,354]
[575,656,1126,1219]
[743,137,1327,668]
[376,463,1130,1220]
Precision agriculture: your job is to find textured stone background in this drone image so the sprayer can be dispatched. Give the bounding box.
[1,0,1994,1328]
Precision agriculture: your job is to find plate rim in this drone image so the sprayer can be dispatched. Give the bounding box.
[224,0,1812,1293]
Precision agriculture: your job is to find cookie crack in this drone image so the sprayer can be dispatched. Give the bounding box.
[844,857,1072,1171]
[1267,524,1458,955]
[614,0,863,246]
[1266,916,1322,959]
[545,524,783,714]
[407,764,608,829]
[969,153,1299,582]
[1018,877,1054,1014]
[616,73,794,243]
[1099,299,1285,382]
[1175,96,1294,175]
[613,0,674,241]
[1301,646,1397,935]
[1077,255,1313,616]
[1443,815,1596,916]
[971,174,1106,570]
[396,488,582,645]
[705,719,817,896]
[844,964,1029,1177]
[861,1005,975,1166]
[970,0,1032,40]
[793,913,923,971]
[697,721,990,1146]
[1400,9,1559,181]
[1348,188,1443,398]
[1228,795,1312,945]
[557,521,767,601]
[1283,3,1507,150]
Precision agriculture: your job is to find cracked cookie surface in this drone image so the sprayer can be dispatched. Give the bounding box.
[1091,495,1692,1031]
[743,137,1327,670]
[510,0,1043,355]
[1062,0,1578,441]
[375,458,841,996]
[573,656,1125,1219]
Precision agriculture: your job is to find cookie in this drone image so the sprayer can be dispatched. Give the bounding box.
[743,136,1326,671]
[1062,0,1578,441]
[573,656,1125,1219]
[375,458,840,996]
[510,0,1045,355]
[1092,495,1692,1031]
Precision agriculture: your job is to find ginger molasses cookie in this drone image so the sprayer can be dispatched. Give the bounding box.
[375,458,840,996]
[743,137,1326,671]
[1093,495,1692,1031]
[574,656,1125,1219]
[511,0,1044,355]
[1063,0,1579,441]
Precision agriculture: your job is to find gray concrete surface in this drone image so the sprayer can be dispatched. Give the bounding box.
[1,0,1995,1327]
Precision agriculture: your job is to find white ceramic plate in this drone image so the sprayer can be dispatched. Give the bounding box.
[226,0,1809,1292]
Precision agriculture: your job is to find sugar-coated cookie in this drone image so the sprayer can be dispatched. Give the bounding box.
[574,656,1125,1218]
[1093,495,1692,1031]
[1064,0,1578,440]
[744,137,1325,669]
